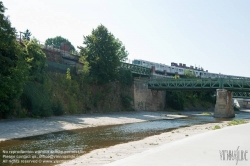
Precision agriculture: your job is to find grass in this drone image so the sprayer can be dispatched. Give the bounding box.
[185,134,189,137]
[214,125,221,130]
[201,112,213,116]
[227,120,247,126]
[149,143,159,145]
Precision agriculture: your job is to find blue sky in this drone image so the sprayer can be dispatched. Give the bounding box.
[3,0,250,77]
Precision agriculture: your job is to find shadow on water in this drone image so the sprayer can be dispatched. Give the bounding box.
[1,111,250,166]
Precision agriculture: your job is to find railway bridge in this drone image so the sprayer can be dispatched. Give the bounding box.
[148,78,250,118]
[120,63,250,118]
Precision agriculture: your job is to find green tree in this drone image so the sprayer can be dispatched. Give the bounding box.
[22,29,32,41]
[0,2,29,118]
[79,24,128,84]
[25,39,47,83]
[45,36,75,51]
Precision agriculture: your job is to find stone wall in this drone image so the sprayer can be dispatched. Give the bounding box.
[133,79,165,111]
[243,99,250,108]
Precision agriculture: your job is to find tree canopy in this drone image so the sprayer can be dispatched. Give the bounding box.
[45,36,75,51]
[79,24,128,84]
[25,39,47,83]
[22,29,32,41]
[0,2,29,118]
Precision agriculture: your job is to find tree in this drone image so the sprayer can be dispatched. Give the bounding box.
[183,69,196,78]
[79,24,128,84]
[0,2,29,118]
[22,29,32,41]
[45,36,75,51]
[25,39,47,83]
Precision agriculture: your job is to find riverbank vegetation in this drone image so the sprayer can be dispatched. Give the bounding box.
[165,70,216,111]
[0,2,133,119]
[1,1,216,119]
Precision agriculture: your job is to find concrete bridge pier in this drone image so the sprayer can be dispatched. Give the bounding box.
[214,89,235,118]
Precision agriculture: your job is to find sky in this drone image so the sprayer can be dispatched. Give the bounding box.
[2,0,250,77]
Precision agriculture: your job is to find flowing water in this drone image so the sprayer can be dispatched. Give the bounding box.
[1,111,250,166]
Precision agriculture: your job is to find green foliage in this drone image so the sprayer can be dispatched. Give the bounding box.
[80,24,128,84]
[45,36,75,51]
[214,125,221,130]
[227,120,247,126]
[25,39,47,83]
[66,68,71,80]
[120,94,133,110]
[165,91,184,110]
[79,55,90,75]
[183,69,196,78]
[20,82,53,117]
[118,69,133,86]
[52,100,64,116]
[22,29,32,41]
[0,2,29,118]
[46,72,83,114]
[173,74,180,79]
[201,112,213,116]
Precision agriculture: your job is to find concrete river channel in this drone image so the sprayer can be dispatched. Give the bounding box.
[1,111,250,166]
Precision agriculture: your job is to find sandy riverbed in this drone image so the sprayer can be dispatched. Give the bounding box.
[0,110,249,166]
[0,111,183,142]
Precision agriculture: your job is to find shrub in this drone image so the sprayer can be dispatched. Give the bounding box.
[20,82,53,117]
[52,101,64,116]
[120,94,133,110]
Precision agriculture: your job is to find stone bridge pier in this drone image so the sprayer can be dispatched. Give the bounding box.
[214,89,235,118]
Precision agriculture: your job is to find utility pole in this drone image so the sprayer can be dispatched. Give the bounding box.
[19,31,24,42]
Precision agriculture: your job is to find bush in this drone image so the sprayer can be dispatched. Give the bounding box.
[20,82,53,117]
[120,94,133,110]
[52,101,64,116]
